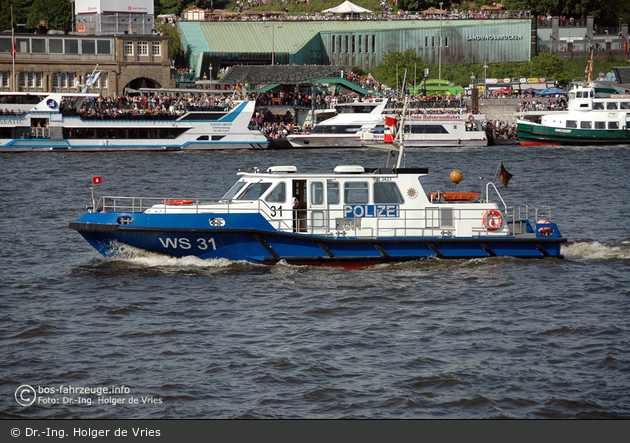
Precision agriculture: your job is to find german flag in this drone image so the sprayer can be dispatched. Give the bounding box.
[499,163,513,189]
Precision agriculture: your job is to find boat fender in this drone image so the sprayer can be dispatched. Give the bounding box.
[468,114,474,121]
[482,210,502,231]
[537,219,554,236]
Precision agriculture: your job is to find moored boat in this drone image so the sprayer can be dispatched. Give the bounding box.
[70,98,566,267]
[517,56,629,146]
[0,92,268,152]
[285,99,388,148]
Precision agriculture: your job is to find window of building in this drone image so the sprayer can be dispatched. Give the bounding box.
[65,39,78,54]
[99,72,107,88]
[152,41,161,56]
[425,36,429,48]
[124,40,134,56]
[32,38,46,53]
[352,36,355,53]
[49,39,63,53]
[97,40,111,54]
[358,35,362,53]
[345,36,349,53]
[372,35,375,53]
[1,71,9,87]
[0,38,11,52]
[16,38,30,53]
[332,35,335,53]
[138,41,148,56]
[82,40,95,54]
[445,36,449,47]
[432,36,435,47]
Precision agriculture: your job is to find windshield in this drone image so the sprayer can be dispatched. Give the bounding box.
[222,181,247,200]
[237,182,272,200]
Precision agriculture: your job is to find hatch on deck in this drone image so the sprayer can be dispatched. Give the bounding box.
[267,166,297,173]
[334,165,365,174]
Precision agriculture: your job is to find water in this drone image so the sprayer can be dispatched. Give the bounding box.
[1,145,629,419]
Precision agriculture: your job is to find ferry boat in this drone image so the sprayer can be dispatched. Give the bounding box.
[516,57,629,146]
[285,99,388,148]
[363,112,488,147]
[69,99,566,267]
[0,92,268,152]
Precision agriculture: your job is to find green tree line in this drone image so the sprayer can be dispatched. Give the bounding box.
[369,50,623,89]
[1,0,628,31]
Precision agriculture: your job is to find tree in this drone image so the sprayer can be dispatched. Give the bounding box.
[373,50,425,91]
[25,0,71,30]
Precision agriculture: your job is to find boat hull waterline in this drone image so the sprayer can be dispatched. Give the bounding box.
[70,212,565,268]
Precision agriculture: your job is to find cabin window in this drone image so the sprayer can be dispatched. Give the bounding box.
[327,181,340,204]
[311,182,324,205]
[223,181,247,200]
[344,182,368,204]
[565,121,577,128]
[608,122,620,129]
[580,121,592,129]
[266,182,286,203]
[441,207,454,228]
[373,182,404,204]
[238,182,272,200]
[312,211,325,228]
[594,121,606,129]
[606,102,618,110]
[593,102,604,110]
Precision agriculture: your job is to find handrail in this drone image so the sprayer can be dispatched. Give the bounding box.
[485,182,507,211]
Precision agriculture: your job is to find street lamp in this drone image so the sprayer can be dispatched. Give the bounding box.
[265,24,282,66]
[70,0,75,33]
[483,63,488,98]
[439,2,443,80]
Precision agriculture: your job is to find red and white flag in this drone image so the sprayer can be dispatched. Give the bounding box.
[93,176,102,185]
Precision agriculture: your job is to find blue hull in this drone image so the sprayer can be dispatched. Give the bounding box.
[70,212,566,267]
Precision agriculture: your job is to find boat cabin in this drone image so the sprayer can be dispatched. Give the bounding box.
[145,165,508,239]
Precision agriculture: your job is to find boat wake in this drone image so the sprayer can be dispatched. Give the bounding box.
[562,241,630,260]
[103,242,242,268]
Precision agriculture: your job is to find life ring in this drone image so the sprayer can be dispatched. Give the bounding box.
[468,114,474,121]
[482,210,503,231]
[162,199,194,205]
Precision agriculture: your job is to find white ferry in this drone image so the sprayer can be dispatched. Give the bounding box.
[365,112,488,147]
[285,99,388,148]
[0,92,269,152]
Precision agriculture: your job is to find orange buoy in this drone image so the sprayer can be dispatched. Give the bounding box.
[450,170,463,184]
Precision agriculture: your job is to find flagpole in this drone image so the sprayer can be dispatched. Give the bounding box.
[11,6,15,92]
[491,160,502,184]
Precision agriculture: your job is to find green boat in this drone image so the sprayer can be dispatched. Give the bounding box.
[517,83,630,146]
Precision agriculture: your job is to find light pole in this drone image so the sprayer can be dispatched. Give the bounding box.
[70,0,75,33]
[483,63,488,98]
[439,2,443,80]
[265,24,282,66]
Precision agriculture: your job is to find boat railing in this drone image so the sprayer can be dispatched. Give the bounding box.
[94,196,555,238]
[485,183,508,211]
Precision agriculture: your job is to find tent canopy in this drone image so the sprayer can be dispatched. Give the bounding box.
[535,87,569,95]
[323,1,372,14]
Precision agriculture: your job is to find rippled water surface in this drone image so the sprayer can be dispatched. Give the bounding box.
[1,145,629,419]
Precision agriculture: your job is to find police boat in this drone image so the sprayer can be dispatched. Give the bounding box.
[70,101,566,267]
